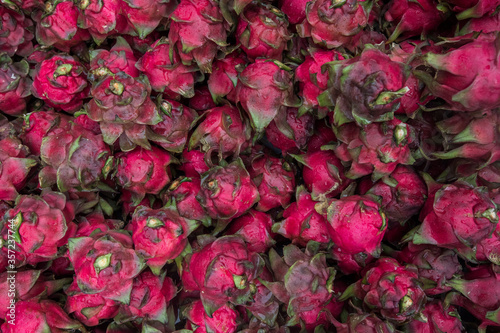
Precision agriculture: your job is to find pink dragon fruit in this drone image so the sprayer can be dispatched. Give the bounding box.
[68,229,145,303]
[295,49,344,116]
[0,55,31,116]
[410,180,498,250]
[178,148,210,177]
[383,0,447,42]
[405,300,464,332]
[474,223,500,265]
[136,38,202,98]
[150,98,198,154]
[120,190,159,219]
[280,0,310,24]
[236,3,292,61]
[181,235,264,316]
[331,312,397,332]
[118,270,177,324]
[169,0,229,73]
[443,0,499,19]
[33,0,90,51]
[184,299,240,333]
[20,111,71,155]
[65,280,120,326]
[77,0,127,44]
[114,146,174,204]
[245,153,295,212]
[307,122,337,152]
[131,205,198,274]
[89,37,139,80]
[86,72,162,151]
[236,59,299,133]
[225,209,275,253]
[189,86,217,112]
[1,191,77,265]
[265,107,314,155]
[321,195,387,274]
[207,51,247,103]
[273,186,331,247]
[121,0,177,39]
[460,10,500,34]
[32,54,89,113]
[189,105,251,159]
[1,299,86,333]
[334,119,416,180]
[292,149,351,201]
[296,0,372,48]
[0,3,34,57]
[340,257,426,323]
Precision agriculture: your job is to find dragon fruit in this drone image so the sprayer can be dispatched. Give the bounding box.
[296,0,372,48]
[207,51,246,103]
[307,122,337,152]
[321,195,387,274]
[442,0,499,19]
[164,177,211,226]
[121,0,177,39]
[189,86,217,112]
[0,55,31,116]
[265,244,341,330]
[136,38,201,98]
[189,105,251,159]
[334,119,415,180]
[341,257,426,323]
[68,229,145,303]
[245,153,295,211]
[1,299,86,333]
[405,300,464,332]
[178,148,210,177]
[33,0,90,51]
[114,146,174,205]
[236,59,299,133]
[77,0,127,44]
[236,3,292,61]
[184,299,240,333]
[38,120,113,192]
[65,280,120,326]
[89,37,139,80]
[460,10,500,34]
[32,54,89,113]
[181,235,264,316]
[1,191,77,265]
[295,49,344,116]
[0,4,34,57]
[197,158,259,227]
[280,0,309,24]
[273,186,331,247]
[474,223,500,265]
[331,312,397,332]
[292,149,351,201]
[150,98,198,154]
[131,205,198,274]
[225,209,275,253]
[169,0,229,73]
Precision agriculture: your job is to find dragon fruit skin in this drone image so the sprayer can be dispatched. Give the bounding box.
[405,300,464,333]
[169,0,228,73]
[65,280,120,327]
[474,223,500,265]
[181,235,264,316]
[383,0,446,43]
[332,312,397,333]
[0,55,32,116]
[0,4,34,57]
[78,0,127,44]
[208,51,247,103]
[178,149,210,177]
[341,257,426,323]
[136,38,201,98]
[34,0,90,52]
[32,55,89,113]
[89,37,139,80]
[225,210,275,253]
[280,0,309,24]
[460,11,500,34]
[121,0,177,39]
[443,0,499,19]
[296,0,372,49]
[184,299,239,333]
[273,186,331,247]
[236,59,298,133]
[236,3,292,61]
[68,230,145,304]
[20,111,71,156]
[415,33,500,111]
[189,86,217,112]
[1,299,86,333]
[412,181,498,250]
[114,146,174,205]
[164,177,211,226]
[307,122,337,152]
[189,105,251,159]
[323,195,387,274]
[131,205,198,274]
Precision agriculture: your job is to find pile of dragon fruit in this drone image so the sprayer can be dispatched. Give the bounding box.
[1,0,500,332]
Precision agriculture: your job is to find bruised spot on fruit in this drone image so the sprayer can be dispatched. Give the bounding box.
[94,253,112,274]
[146,217,165,228]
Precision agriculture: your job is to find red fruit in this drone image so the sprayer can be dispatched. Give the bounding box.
[189,86,217,112]
[0,55,31,116]
[273,186,331,247]
[0,4,34,57]
[460,11,500,34]
[443,0,499,19]
[136,38,201,98]
[169,0,229,73]
[280,0,309,24]
[1,299,86,333]
[296,0,372,48]
[208,51,247,103]
[68,230,145,303]
[332,312,397,332]
[164,177,211,226]
[406,300,464,333]
[131,205,198,274]
[32,55,89,113]
[78,0,127,44]
[121,0,177,39]
[184,299,240,333]
[178,149,210,177]
[475,223,500,265]
[225,209,275,253]
[236,3,292,61]
[307,122,337,152]
[120,190,159,218]
[89,37,139,80]
[114,146,174,205]
[189,105,251,159]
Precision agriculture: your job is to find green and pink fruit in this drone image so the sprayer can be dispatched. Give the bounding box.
[0,55,31,116]
[68,230,145,303]
[121,0,177,39]
[179,149,210,177]
[459,11,500,35]
[131,205,198,274]
[77,0,127,44]
[280,0,309,24]
[405,300,463,333]
[169,0,229,73]
[442,0,499,19]
[225,209,275,253]
[474,223,500,265]
[184,299,240,333]
[331,312,397,332]
[89,37,139,80]
[208,51,246,103]
[189,86,217,112]
[32,55,89,113]
[0,3,34,57]
[164,177,211,226]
